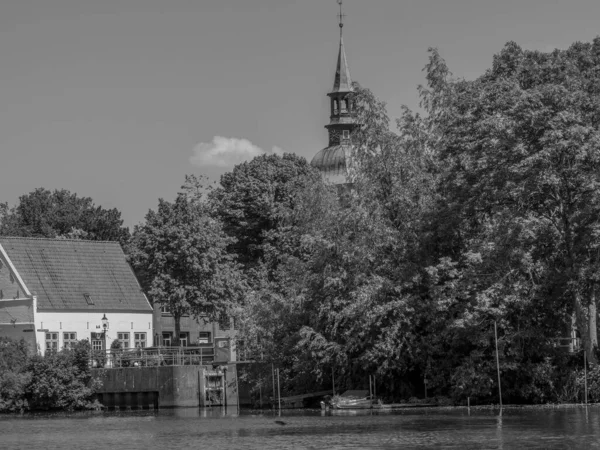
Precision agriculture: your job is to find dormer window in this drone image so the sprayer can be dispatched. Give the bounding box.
[334,99,339,114]
[341,99,347,112]
[342,130,350,140]
[83,293,94,305]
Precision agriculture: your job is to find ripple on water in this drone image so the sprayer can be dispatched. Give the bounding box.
[2,406,600,449]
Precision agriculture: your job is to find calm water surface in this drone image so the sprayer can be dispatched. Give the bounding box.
[2,406,600,449]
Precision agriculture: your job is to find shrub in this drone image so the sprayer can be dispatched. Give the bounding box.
[25,349,101,411]
[576,364,600,403]
[0,371,31,413]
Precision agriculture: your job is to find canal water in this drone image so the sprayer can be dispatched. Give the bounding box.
[2,406,600,449]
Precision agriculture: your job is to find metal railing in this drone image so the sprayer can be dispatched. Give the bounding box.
[92,345,216,368]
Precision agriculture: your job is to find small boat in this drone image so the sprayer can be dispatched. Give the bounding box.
[331,390,374,409]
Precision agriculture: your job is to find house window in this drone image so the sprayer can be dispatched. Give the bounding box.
[162,332,172,347]
[341,99,347,112]
[91,338,103,351]
[198,332,211,344]
[179,333,189,347]
[63,332,77,349]
[342,130,350,140]
[160,304,170,314]
[83,293,94,305]
[134,332,147,348]
[117,332,130,349]
[45,332,59,352]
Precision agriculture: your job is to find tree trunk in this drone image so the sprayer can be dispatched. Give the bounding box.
[173,314,181,347]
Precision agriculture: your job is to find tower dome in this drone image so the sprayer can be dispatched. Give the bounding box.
[311,145,352,185]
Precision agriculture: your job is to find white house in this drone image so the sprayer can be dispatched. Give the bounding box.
[0,237,153,355]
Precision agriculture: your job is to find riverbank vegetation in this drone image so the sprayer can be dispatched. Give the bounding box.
[0,337,101,413]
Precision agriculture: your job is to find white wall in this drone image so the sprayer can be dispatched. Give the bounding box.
[35,311,153,355]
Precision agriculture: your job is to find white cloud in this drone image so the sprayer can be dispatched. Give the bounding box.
[190,136,285,168]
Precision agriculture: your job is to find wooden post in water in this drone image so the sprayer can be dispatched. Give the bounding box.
[332,367,335,396]
[585,350,588,405]
[277,368,281,412]
[494,321,502,409]
[272,364,276,407]
[373,375,376,401]
[369,375,372,399]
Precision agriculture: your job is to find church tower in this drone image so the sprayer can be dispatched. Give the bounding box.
[310,0,358,184]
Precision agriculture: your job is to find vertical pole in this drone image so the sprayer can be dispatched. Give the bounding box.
[585,350,588,405]
[369,375,372,399]
[373,375,376,401]
[224,368,228,413]
[259,381,262,409]
[494,321,502,409]
[332,367,335,396]
[277,368,281,413]
[272,364,276,407]
[198,370,201,407]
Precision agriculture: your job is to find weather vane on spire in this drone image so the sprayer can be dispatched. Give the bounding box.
[337,0,346,36]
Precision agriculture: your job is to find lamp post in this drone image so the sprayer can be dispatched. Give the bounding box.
[101,314,109,364]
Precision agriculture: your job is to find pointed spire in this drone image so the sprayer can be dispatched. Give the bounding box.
[332,37,353,93]
[331,0,353,93]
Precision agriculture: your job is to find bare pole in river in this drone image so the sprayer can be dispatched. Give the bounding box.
[494,321,502,409]
[332,367,335,396]
[584,350,588,406]
[373,375,376,401]
[272,363,276,406]
[277,368,281,413]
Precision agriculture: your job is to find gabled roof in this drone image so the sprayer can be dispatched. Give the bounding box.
[0,237,151,312]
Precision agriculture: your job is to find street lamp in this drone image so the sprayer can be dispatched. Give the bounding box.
[101,314,109,352]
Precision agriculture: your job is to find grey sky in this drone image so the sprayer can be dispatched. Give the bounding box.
[1,0,599,227]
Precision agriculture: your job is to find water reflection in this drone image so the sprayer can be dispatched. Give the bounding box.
[496,411,504,450]
[2,406,600,449]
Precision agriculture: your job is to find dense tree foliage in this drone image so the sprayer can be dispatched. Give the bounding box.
[209,153,321,268]
[129,178,245,346]
[0,338,100,412]
[0,188,129,243]
[236,38,600,405]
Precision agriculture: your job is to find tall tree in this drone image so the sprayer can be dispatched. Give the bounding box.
[416,40,600,362]
[129,183,244,346]
[209,153,321,268]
